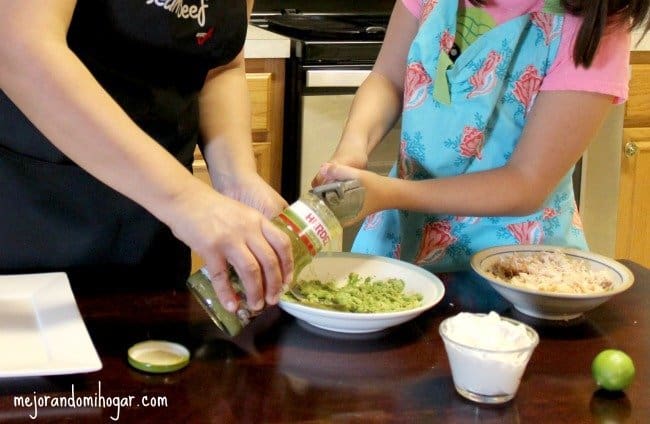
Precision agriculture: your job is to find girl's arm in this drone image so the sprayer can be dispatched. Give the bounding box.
[312,1,417,185]
[0,0,292,311]
[321,90,614,220]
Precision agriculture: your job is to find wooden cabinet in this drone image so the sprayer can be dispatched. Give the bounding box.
[615,52,650,267]
[191,58,285,271]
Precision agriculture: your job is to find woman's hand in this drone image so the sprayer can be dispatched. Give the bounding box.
[167,179,293,314]
[215,171,288,218]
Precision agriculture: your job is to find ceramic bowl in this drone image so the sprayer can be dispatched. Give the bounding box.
[278,252,445,334]
[470,245,634,321]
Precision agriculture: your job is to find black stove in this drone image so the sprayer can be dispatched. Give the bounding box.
[265,15,388,40]
[252,1,393,65]
[252,0,396,17]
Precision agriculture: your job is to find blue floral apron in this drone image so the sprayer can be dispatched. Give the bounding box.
[352,0,587,272]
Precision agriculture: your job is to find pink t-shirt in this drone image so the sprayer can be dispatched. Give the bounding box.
[402,0,630,103]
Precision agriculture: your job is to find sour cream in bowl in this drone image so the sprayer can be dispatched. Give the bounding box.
[439,311,539,404]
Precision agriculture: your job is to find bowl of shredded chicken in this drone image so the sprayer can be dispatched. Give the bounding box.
[471,245,634,321]
[485,250,614,294]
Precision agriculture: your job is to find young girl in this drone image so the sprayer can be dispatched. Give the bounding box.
[313,0,650,272]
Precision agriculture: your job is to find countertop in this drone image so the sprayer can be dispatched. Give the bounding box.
[1,261,647,423]
[244,22,647,56]
[244,25,290,59]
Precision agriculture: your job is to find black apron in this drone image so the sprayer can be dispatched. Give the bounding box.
[0,0,247,287]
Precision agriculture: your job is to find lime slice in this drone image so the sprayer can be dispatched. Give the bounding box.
[127,340,190,374]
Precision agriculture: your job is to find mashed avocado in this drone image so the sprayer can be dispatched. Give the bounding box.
[285,273,423,313]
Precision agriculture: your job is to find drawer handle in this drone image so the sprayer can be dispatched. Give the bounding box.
[624,141,638,158]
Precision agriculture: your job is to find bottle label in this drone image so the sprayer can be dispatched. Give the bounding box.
[277,200,332,256]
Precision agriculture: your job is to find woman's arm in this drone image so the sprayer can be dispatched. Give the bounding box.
[0,0,292,311]
[199,0,288,218]
[196,0,292,304]
[200,0,257,186]
[200,55,258,187]
[0,0,194,215]
[320,90,614,220]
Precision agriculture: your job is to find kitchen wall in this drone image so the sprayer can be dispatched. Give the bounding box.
[632,28,650,50]
[580,30,648,256]
[580,106,625,257]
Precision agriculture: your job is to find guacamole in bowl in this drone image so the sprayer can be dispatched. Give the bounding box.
[285,272,423,313]
[278,252,445,334]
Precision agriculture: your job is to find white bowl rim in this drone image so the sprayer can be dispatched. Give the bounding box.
[470,245,635,300]
[439,313,540,354]
[279,251,445,319]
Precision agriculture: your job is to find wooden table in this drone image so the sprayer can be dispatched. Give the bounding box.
[1,261,648,423]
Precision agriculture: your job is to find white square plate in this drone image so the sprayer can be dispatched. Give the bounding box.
[0,272,102,377]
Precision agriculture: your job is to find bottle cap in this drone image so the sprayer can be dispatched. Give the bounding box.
[127,340,190,374]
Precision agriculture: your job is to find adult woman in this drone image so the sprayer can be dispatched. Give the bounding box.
[0,0,291,313]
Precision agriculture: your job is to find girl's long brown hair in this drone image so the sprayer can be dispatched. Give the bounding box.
[469,0,650,67]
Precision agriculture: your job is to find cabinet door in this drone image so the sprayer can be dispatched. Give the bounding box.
[192,144,271,186]
[616,128,650,267]
[247,73,272,133]
[192,155,210,186]
[624,64,650,127]
[246,59,285,192]
[253,142,272,183]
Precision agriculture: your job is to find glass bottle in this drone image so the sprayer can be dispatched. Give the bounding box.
[187,191,343,336]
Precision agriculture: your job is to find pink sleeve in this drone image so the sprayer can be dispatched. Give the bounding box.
[541,14,631,104]
[401,0,421,18]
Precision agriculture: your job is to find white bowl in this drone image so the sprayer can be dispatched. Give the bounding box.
[278,252,445,334]
[439,313,539,404]
[470,245,634,321]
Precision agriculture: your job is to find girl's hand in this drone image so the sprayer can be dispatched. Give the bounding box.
[311,141,369,188]
[317,162,384,225]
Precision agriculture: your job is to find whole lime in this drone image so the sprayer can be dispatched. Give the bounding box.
[591,349,635,392]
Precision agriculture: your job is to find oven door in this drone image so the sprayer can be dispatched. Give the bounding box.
[300,68,400,250]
